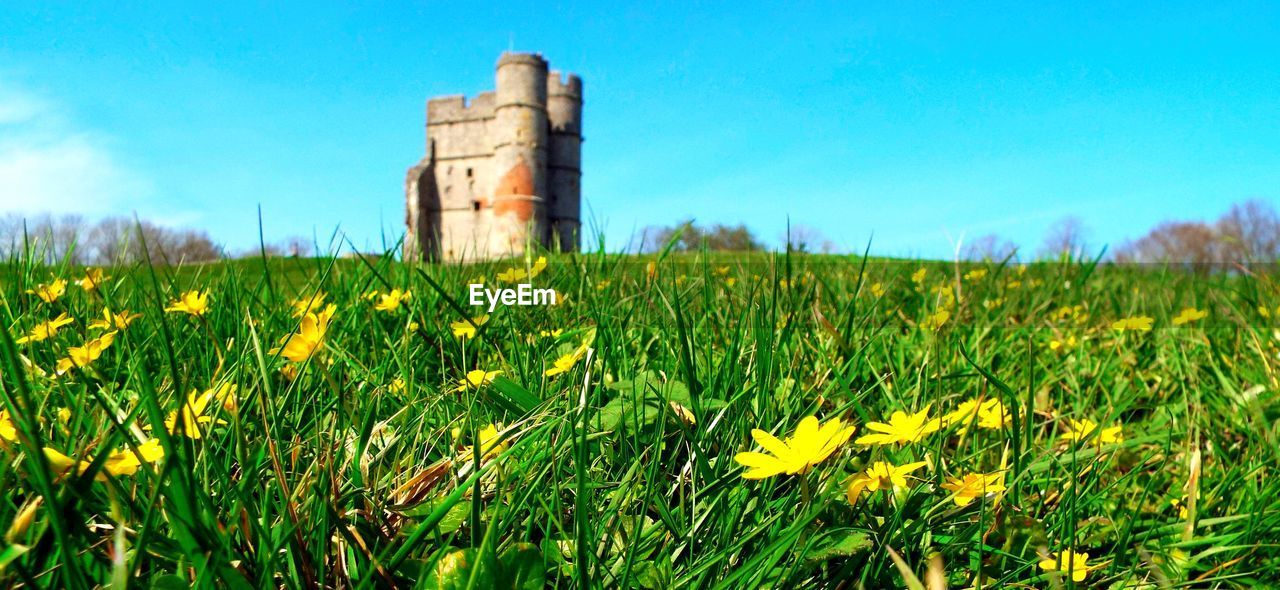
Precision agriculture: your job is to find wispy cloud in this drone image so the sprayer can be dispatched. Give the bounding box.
[0,83,158,218]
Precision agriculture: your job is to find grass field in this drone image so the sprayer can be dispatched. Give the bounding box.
[1,247,1279,588]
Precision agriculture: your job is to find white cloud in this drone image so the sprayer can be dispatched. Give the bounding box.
[0,85,158,218]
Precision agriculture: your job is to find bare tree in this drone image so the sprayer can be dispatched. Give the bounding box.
[0,214,222,265]
[782,224,837,254]
[1114,200,1280,268]
[1215,199,1280,262]
[1040,216,1090,260]
[962,233,1018,262]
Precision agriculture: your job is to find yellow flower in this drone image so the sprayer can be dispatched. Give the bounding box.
[943,398,1010,432]
[545,339,591,377]
[164,383,237,439]
[596,279,612,290]
[373,289,411,312]
[496,256,548,283]
[88,308,141,331]
[1059,418,1123,445]
[16,313,75,344]
[454,423,508,461]
[870,282,886,297]
[963,269,988,281]
[1038,550,1092,582]
[165,290,210,316]
[540,329,564,338]
[982,297,1003,310]
[76,268,108,292]
[271,304,336,363]
[911,268,927,285]
[940,472,1006,506]
[1172,307,1207,326]
[102,438,165,477]
[55,331,117,375]
[290,292,328,317]
[452,369,502,393]
[734,416,856,479]
[846,460,928,503]
[388,377,406,393]
[1111,316,1154,332]
[43,438,164,481]
[27,279,67,303]
[922,309,950,331]
[0,410,17,443]
[451,315,489,339]
[1048,334,1078,351]
[855,405,941,445]
[279,363,299,381]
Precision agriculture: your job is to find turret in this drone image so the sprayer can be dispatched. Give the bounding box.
[491,52,550,252]
[547,70,583,252]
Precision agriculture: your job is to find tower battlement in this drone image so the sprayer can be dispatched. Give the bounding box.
[405,52,583,262]
[426,93,496,123]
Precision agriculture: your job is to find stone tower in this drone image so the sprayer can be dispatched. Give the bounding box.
[405,52,583,262]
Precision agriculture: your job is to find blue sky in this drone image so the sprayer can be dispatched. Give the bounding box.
[1,1,1277,258]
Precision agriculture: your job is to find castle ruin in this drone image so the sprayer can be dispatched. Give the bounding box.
[404,52,582,262]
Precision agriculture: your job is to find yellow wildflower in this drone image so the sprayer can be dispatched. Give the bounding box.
[734,416,855,479]
[846,460,929,503]
[911,268,927,285]
[88,308,141,331]
[290,292,328,317]
[855,405,941,445]
[923,309,950,331]
[1048,334,1078,351]
[454,423,508,461]
[27,279,67,303]
[1038,550,1092,583]
[16,313,75,344]
[373,289,411,312]
[451,315,489,339]
[1059,418,1123,445]
[164,384,237,439]
[870,282,886,297]
[44,438,164,481]
[271,304,336,363]
[545,339,591,377]
[55,331,117,375]
[940,472,1006,506]
[497,256,548,283]
[943,398,1010,432]
[963,269,988,281]
[1,410,17,443]
[1111,316,1154,332]
[76,268,108,292]
[1172,307,1207,326]
[165,290,210,316]
[452,369,502,393]
[388,377,406,393]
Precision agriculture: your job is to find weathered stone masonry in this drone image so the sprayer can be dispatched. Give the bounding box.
[405,52,582,261]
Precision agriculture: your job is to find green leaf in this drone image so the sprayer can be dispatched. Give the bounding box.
[423,548,499,590]
[498,543,545,590]
[488,376,542,415]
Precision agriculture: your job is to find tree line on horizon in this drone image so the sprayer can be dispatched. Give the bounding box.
[641,199,1280,267]
[3,200,1278,266]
